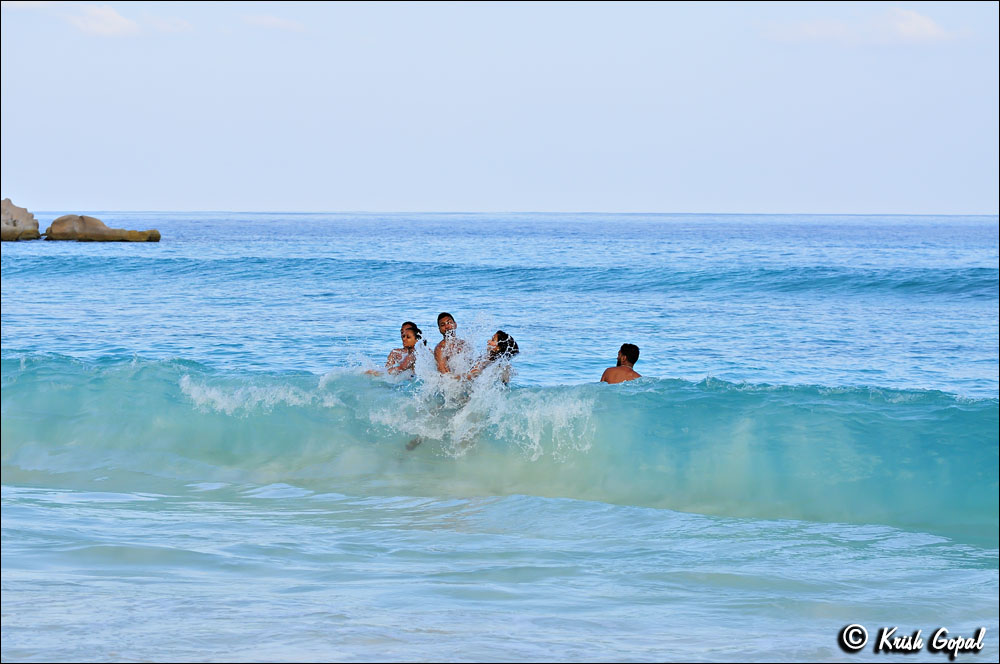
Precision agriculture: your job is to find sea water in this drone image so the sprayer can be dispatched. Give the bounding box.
[2,213,997,662]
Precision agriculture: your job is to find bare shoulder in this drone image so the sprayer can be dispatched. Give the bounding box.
[602,366,641,384]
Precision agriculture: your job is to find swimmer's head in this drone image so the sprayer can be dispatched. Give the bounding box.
[617,343,639,367]
[488,330,519,360]
[437,312,456,335]
[400,322,421,349]
[401,321,421,337]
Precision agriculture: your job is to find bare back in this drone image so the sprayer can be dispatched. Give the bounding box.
[600,365,641,384]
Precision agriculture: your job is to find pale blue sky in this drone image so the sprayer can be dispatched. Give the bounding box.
[2,1,997,213]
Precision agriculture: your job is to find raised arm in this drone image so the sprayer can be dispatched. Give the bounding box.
[435,342,450,374]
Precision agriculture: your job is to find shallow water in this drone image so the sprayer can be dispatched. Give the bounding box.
[2,213,997,661]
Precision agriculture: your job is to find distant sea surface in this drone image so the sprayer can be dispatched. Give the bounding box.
[2,212,998,661]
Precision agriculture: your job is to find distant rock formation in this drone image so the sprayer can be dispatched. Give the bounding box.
[44,215,160,242]
[1,198,41,241]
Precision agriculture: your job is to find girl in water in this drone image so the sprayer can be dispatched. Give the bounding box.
[371,322,424,376]
[466,330,519,383]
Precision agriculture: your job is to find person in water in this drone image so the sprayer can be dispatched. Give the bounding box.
[601,343,641,384]
[466,330,519,383]
[407,329,520,452]
[368,321,423,376]
[434,312,471,375]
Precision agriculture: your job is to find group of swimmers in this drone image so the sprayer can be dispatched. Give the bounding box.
[373,312,641,385]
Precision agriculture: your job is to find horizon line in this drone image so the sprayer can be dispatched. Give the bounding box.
[21,209,1000,217]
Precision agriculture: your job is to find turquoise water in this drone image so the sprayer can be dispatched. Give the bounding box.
[2,213,998,661]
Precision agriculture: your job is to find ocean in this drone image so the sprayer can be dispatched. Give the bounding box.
[2,212,998,662]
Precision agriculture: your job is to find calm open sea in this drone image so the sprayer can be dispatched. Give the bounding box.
[2,212,998,661]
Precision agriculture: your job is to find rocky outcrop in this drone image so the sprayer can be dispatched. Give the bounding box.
[44,215,160,242]
[1,198,41,241]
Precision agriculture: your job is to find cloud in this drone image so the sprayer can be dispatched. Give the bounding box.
[765,8,958,45]
[879,8,953,43]
[242,14,306,33]
[3,2,193,35]
[65,4,139,36]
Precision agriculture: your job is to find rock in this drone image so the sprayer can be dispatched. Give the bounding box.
[1,198,42,241]
[44,215,160,242]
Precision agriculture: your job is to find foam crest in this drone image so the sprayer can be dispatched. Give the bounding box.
[178,374,341,415]
[485,385,595,461]
[178,375,314,415]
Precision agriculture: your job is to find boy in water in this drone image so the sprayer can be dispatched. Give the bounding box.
[434,312,471,375]
[601,343,641,384]
[407,312,471,451]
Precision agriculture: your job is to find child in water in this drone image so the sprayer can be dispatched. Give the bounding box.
[368,322,423,376]
[465,330,519,383]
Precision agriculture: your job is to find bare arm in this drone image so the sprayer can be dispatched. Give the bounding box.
[464,357,489,381]
[435,342,450,374]
[399,352,415,372]
[386,349,416,375]
[385,349,403,369]
[600,368,611,383]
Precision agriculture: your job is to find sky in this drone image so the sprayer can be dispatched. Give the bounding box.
[1,1,997,214]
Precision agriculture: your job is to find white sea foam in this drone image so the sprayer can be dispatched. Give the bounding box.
[368,343,595,460]
[179,374,341,415]
[488,388,596,461]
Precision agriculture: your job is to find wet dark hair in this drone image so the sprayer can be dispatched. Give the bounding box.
[437,312,454,324]
[401,321,422,339]
[490,330,520,360]
[619,343,639,366]
[401,321,426,346]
